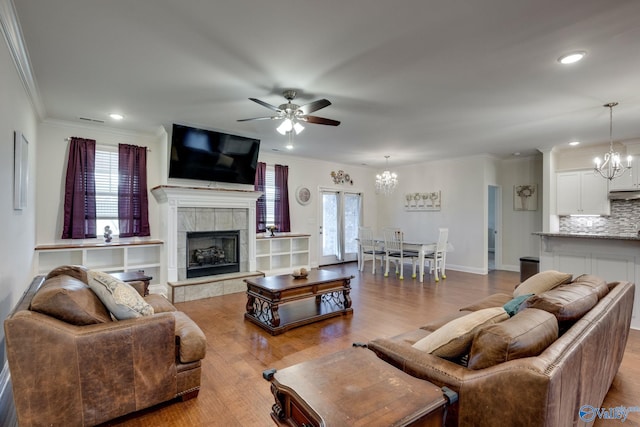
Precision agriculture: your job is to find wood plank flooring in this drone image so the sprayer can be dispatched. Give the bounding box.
[101,263,640,426]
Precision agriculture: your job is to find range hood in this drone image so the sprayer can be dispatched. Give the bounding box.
[608,190,640,200]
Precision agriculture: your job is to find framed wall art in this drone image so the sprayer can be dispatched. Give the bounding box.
[514,184,537,211]
[14,131,29,210]
[404,191,442,211]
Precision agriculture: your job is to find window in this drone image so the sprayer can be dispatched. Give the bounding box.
[95,147,120,236]
[265,166,275,227]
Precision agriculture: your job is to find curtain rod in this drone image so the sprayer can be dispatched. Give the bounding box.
[64,137,151,152]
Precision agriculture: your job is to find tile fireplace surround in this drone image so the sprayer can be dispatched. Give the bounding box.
[151,185,262,288]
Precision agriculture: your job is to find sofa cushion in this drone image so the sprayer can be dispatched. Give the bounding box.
[412,307,509,358]
[87,270,154,320]
[30,275,112,325]
[173,311,207,363]
[467,308,558,370]
[459,293,513,312]
[503,294,534,316]
[45,265,89,283]
[513,270,572,297]
[520,282,599,325]
[145,294,178,313]
[571,274,609,300]
[420,311,471,332]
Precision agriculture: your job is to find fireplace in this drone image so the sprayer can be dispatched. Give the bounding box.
[186,230,240,278]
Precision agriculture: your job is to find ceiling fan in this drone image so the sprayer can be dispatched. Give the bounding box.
[238,90,340,134]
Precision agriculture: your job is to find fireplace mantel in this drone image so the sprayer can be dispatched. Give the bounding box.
[152,185,262,283]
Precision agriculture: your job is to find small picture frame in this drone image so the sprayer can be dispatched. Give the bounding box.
[14,131,29,210]
[514,184,537,211]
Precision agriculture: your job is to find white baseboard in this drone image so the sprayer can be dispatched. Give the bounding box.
[0,361,17,427]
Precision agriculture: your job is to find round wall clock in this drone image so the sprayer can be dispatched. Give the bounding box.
[296,186,311,205]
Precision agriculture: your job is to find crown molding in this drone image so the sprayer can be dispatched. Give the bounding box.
[43,118,160,139]
[0,0,45,119]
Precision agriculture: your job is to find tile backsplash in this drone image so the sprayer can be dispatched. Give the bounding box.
[559,200,640,234]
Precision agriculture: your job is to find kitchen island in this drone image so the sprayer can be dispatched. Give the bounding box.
[534,232,640,329]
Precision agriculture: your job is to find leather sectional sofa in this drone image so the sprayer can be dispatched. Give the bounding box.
[4,265,207,427]
[368,273,635,427]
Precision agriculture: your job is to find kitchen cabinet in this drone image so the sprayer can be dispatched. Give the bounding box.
[608,170,639,190]
[557,170,609,215]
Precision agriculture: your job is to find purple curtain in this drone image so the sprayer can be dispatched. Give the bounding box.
[254,162,267,232]
[275,164,291,232]
[118,144,150,237]
[62,137,97,239]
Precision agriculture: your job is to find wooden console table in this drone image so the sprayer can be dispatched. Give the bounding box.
[264,346,448,426]
[244,270,353,335]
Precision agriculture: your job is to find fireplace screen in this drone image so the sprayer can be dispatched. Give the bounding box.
[186,230,240,278]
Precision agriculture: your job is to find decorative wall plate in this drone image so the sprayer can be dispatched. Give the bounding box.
[296,186,311,205]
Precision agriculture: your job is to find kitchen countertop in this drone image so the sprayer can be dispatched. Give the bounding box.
[534,232,640,241]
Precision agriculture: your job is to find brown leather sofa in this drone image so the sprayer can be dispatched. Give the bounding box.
[4,265,207,427]
[368,275,635,427]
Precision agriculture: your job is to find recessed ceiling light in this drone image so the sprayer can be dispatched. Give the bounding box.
[109,113,124,120]
[512,152,521,156]
[558,51,586,65]
[286,144,294,150]
[569,141,580,146]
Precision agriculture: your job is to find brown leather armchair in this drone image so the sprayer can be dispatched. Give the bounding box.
[4,266,206,427]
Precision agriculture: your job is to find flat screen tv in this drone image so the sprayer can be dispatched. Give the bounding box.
[169,124,260,185]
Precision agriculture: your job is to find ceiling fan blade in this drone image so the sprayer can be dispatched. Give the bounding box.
[249,98,281,112]
[298,99,331,115]
[303,115,341,126]
[237,116,277,122]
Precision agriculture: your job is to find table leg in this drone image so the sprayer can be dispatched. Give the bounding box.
[418,247,425,283]
[270,303,281,327]
[246,294,255,315]
[343,287,352,309]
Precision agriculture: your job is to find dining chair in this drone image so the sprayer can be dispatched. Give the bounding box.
[383,227,419,280]
[358,226,383,274]
[425,228,448,282]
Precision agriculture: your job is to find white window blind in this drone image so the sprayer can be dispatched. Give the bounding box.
[95,147,120,236]
[265,166,275,226]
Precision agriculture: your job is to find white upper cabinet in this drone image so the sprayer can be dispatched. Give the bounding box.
[557,170,610,215]
[608,170,638,190]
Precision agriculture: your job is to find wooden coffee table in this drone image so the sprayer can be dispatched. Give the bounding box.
[264,346,448,427]
[244,270,353,335]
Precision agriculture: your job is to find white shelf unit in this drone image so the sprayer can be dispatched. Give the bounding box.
[35,240,163,285]
[255,234,310,276]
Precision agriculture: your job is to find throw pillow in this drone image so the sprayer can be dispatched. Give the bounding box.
[31,275,112,325]
[87,270,154,320]
[503,293,534,317]
[467,308,558,370]
[412,307,509,358]
[513,270,572,298]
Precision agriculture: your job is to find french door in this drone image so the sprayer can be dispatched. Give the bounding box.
[319,190,362,265]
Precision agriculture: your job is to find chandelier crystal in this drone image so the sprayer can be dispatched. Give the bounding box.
[375,156,398,195]
[593,102,632,181]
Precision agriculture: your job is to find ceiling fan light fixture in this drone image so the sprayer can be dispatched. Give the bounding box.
[277,119,293,135]
[293,122,305,134]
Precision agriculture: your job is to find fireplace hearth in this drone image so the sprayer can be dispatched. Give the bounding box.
[187,230,240,278]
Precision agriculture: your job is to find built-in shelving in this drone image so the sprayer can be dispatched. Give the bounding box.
[256,233,310,276]
[35,240,163,285]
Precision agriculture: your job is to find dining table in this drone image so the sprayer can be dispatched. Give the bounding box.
[358,239,454,283]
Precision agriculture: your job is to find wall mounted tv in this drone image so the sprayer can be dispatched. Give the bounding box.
[169,124,260,185]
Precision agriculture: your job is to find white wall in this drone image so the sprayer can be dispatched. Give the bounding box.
[376,155,491,274]
[258,151,378,266]
[36,121,165,244]
[498,155,543,270]
[0,29,38,365]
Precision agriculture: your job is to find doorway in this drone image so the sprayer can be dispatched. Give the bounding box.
[488,185,502,271]
[319,190,362,265]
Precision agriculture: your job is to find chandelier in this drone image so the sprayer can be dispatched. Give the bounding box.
[375,156,398,195]
[594,102,632,180]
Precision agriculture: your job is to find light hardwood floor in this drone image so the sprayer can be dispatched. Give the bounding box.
[101,263,640,426]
